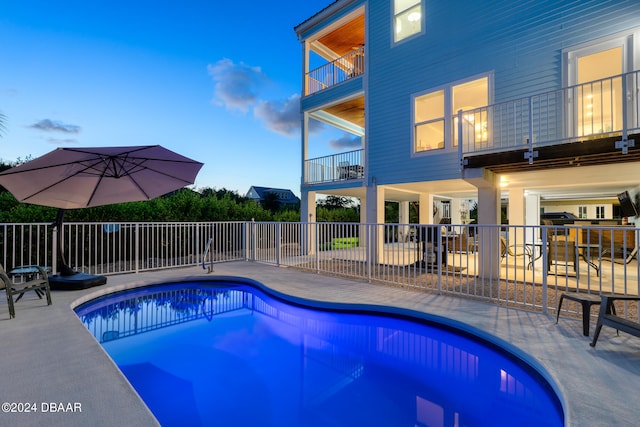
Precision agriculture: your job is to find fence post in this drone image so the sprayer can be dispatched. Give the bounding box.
[250,219,256,262]
[134,223,140,274]
[51,224,58,275]
[315,222,320,273]
[437,225,443,295]
[366,224,372,282]
[276,222,281,266]
[541,226,548,314]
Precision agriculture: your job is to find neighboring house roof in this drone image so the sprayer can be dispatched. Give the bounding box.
[246,186,300,206]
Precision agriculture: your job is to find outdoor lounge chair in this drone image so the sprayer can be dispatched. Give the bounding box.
[0,264,52,318]
[500,236,532,267]
[590,295,640,347]
[600,246,637,265]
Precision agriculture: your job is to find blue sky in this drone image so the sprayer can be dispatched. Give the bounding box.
[0,0,337,197]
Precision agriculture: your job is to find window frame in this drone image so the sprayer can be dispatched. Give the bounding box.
[392,0,425,45]
[563,30,637,138]
[578,206,588,219]
[411,73,492,156]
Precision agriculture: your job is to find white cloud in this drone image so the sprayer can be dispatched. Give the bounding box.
[46,137,79,145]
[253,94,301,136]
[207,58,266,112]
[29,119,81,133]
[207,58,330,140]
[329,134,361,150]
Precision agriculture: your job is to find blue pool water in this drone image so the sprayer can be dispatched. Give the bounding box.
[75,280,564,427]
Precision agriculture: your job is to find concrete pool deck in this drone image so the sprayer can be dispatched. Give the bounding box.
[1,261,639,426]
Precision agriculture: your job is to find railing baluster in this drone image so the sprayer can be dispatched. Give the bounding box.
[305,47,365,95]
[461,69,640,156]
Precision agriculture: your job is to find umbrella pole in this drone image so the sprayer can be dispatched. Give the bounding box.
[55,209,76,276]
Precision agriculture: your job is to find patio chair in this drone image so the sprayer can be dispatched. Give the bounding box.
[0,264,52,318]
[600,246,637,265]
[500,236,532,267]
[338,161,350,180]
[450,230,474,253]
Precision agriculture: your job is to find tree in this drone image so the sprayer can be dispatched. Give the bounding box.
[260,192,281,213]
[318,196,353,209]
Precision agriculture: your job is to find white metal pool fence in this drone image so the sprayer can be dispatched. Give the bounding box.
[2,220,638,320]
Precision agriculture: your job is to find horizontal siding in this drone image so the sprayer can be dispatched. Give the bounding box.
[365,0,640,186]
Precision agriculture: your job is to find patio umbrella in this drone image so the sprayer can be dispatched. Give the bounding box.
[0,145,204,275]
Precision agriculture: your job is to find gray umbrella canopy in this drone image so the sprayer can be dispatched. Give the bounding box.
[0,145,204,276]
[0,145,203,209]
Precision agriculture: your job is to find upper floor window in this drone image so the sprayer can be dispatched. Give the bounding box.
[394,0,423,43]
[413,76,489,153]
[415,90,445,152]
[596,205,606,219]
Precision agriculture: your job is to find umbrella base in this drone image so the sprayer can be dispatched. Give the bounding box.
[48,272,107,290]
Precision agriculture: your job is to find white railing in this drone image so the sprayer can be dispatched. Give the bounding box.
[460,69,640,157]
[2,221,638,322]
[305,149,364,184]
[248,221,640,321]
[0,221,246,275]
[306,47,365,95]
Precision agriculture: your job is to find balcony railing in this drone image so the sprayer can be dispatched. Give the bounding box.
[1,221,639,322]
[305,149,364,184]
[459,69,640,158]
[306,47,365,95]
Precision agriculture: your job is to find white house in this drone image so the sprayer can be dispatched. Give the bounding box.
[295,0,640,232]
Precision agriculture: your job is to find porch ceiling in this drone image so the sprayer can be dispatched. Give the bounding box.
[318,97,365,129]
[317,14,365,57]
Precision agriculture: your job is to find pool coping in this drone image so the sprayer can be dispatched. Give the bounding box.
[2,261,639,426]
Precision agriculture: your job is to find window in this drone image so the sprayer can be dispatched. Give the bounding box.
[441,201,451,219]
[452,78,489,146]
[394,0,422,43]
[566,32,633,138]
[596,206,605,219]
[578,206,588,219]
[576,47,623,136]
[413,76,489,153]
[415,90,445,152]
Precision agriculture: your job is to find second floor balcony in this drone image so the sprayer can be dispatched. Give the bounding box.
[306,46,365,95]
[305,149,364,184]
[460,69,640,170]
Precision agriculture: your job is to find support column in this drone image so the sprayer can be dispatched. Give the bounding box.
[464,168,500,279]
[419,193,434,224]
[399,201,410,241]
[508,187,525,245]
[525,192,540,243]
[366,184,385,264]
[450,198,462,224]
[300,190,316,255]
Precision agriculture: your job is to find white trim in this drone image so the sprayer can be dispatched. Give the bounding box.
[563,28,639,87]
[563,30,638,138]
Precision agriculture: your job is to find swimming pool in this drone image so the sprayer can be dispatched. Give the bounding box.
[75,279,564,427]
